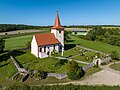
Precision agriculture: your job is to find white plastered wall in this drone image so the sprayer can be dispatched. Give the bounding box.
[39,44,59,58]
[31,36,38,57]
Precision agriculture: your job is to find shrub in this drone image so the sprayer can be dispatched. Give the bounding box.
[35,70,47,79]
[0,38,5,53]
[54,59,67,66]
[64,31,72,42]
[67,61,85,80]
[26,41,31,49]
[111,50,119,60]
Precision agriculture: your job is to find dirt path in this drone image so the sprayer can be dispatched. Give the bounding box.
[44,61,120,86]
[100,61,120,75]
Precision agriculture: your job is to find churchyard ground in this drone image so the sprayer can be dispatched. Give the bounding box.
[1,32,120,87]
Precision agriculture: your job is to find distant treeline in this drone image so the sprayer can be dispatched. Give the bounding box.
[64,25,120,28]
[0,24,51,32]
[0,24,120,32]
[85,27,120,47]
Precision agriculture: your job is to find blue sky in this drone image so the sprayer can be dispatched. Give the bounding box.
[0,0,120,26]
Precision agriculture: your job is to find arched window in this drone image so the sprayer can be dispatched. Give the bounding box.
[54,45,55,50]
[40,48,42,52]
[59,30,61,33]
[44,47,46,52]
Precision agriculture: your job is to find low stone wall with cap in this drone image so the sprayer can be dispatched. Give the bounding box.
[47,73,67,79]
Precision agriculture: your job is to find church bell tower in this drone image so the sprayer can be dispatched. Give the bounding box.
[51,11,64,56]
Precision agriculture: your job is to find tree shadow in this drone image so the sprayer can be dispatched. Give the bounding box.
[64,44,76,50]
[0,50,9,54]
[9,50,26,57]
[9,50,26,68]
[0,62,9,67]
[0,53,10,62]
[0,50,25,62]
[66,40,75,42]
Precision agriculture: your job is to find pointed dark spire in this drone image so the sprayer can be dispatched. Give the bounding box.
[52,11,64,30]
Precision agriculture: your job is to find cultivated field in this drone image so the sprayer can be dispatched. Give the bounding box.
[102,26,120,29]
[0,30,45,36]
[65,28,91,31]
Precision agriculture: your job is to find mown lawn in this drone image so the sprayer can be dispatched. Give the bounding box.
[54,46,81,57]
[0,60,17,83]
[15,50,85,73]
[0,49,85,84]
[4,30,49,50]
[5,35,33,50]
[2,33,120,85]
[110,63,120,71]
[72,51,104,63]
[24,76,70,85]
[67,34,120,57]
[0,52,17,83]
[54,46,103,63]
[71,51,96,63]
[83,67,102,78]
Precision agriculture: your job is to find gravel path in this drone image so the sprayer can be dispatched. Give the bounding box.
[45,61,120,86]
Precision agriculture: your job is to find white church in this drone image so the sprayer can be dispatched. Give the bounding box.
[31,11,64,58]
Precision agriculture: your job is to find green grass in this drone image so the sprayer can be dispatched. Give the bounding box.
[6,84,120,90]
[4,32,120,57]
[4,30,50,50]
[110,63,120,71]
[0,52,17,83]
[15,50,85,73]
[24,76,70,85]
[54,45,103,63]
[72,55,93,63]
[62,47,81,57]
[72,51,104,63]
[0,49,85,85]
[83,67,102,79]
[2,32,120,86]
[0,59,17,83]
[72,51,96,63]
[5,35,33,50]
[67,34,120,57]
[53,47,80,58]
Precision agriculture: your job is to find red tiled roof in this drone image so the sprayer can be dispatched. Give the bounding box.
[35,33,59,46]
[52,11,64,30]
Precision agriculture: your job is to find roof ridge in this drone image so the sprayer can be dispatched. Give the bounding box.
[34,33,59,46]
